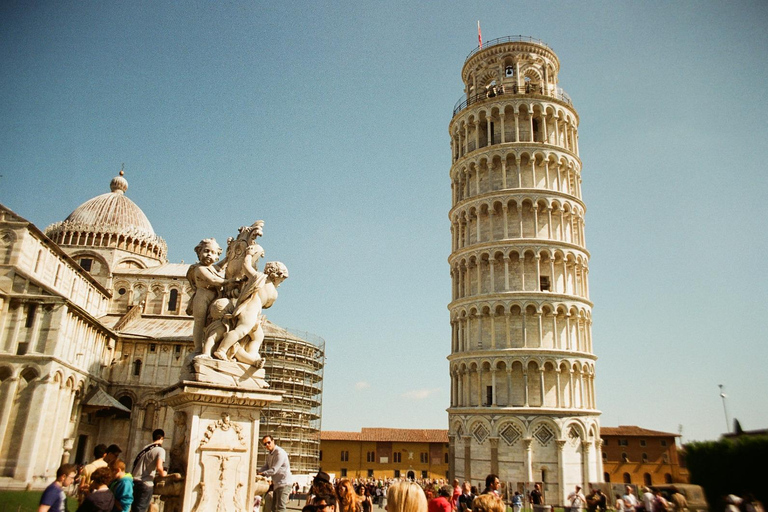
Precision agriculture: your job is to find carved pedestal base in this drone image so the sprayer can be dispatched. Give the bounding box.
[160,380,282,512]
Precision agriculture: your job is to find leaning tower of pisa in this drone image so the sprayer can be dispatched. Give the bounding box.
[447,36,601,501]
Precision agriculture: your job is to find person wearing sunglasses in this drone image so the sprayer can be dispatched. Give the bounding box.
[258,436,293,512]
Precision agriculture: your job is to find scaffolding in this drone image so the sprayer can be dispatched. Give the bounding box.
[257,323,325,475]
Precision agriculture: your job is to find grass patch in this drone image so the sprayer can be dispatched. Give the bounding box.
[0,490,77,512]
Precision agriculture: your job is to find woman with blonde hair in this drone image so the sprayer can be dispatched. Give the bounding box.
[386,481,427,512]
[471,494,505,512]
[336,479,362,512]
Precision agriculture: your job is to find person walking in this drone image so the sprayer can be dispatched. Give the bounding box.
[131,429,167,512]
[258,435,293,512]
[38,464,77,512]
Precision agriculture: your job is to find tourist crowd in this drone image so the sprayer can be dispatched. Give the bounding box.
[38,429,167,512]
[294,473,507,512]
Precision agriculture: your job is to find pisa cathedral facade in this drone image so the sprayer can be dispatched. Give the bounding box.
[447,37,601,502]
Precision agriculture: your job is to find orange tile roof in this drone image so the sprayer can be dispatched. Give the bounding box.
[601,426,679,437]
[321,428,449,443]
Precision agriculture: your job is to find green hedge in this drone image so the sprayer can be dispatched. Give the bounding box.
[685,435,768,511]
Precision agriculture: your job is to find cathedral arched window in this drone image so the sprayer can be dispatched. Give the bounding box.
[167,289,179,313]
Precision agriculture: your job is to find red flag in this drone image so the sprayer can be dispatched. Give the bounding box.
[478,21,482,48]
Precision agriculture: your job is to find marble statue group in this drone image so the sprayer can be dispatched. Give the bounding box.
[186,221,288,368]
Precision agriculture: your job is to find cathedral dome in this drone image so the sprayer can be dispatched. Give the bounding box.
[45,171,167,261]
[64,171,155,236]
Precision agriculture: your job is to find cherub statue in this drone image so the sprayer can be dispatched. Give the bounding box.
[212,261,288,365]
[185,238,229,354]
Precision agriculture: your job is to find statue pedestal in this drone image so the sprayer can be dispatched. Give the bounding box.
[160,359,282,512]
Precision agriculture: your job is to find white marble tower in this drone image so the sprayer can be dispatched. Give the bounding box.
[447,36,601,502]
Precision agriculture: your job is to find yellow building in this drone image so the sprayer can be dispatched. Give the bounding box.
[600,426,689,486]
[320,428,449,480]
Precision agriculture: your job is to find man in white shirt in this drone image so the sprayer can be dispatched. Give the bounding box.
[623,486,638,512]
[567,486,586,512]
[642,487,655,512]
[131,429,167,512]
[258,435,293,512]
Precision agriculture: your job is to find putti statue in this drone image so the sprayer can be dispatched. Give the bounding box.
[186,221,288,368]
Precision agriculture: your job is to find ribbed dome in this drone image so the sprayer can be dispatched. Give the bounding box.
[45,171,167,261]
[64,172,155,235]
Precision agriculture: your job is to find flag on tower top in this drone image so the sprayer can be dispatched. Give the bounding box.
[478,21,482,48]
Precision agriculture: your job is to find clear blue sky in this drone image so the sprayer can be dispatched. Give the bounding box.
[2,1,767,443]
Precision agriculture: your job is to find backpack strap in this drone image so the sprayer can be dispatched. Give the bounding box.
[132,444,156,474]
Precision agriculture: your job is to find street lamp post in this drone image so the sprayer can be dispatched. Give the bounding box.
[718,384,731,433]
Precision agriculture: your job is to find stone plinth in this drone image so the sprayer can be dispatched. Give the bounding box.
[160,358,282,512]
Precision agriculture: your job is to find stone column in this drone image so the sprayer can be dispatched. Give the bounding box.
[160,361,283,512]
[490,437,499,475]
[463,436,472,483]
[500,114,506,144]
[15,375,57,481]
[491,370,497,405]
[514,110,520,142]
[502,205,509,238]
[448,434,456,480]
[556,440,567,502]
[0,377,20,453]
[523,371,529,407]
[477,367,483,406]
[523,438,533,482]
[581,440,592,488]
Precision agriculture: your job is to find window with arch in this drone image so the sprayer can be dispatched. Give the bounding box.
[622,452,629,462]
[116,395,133,420]
[643,473,652,486]
[167,289,179,312]
[623,473,631,484]
[664,474,672,484]
[642,453,648,463]
[604,472,610,483]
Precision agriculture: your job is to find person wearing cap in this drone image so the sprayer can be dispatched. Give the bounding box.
[568,486,586,512]
[428,485,453,512]
[306,471,334,506]
[642,487,655,512]
[623,487,638,512]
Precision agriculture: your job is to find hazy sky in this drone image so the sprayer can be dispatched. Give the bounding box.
[2,1,767,443]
